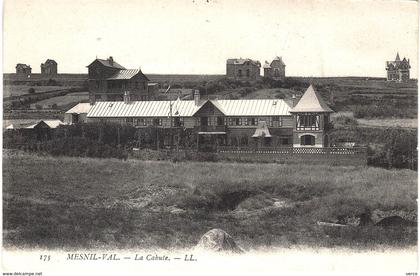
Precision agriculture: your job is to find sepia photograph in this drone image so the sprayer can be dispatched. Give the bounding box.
[1,0,418,274]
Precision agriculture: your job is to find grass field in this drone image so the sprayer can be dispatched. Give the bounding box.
[3,152,417,250]
[3,85,63,97]
[29,91,89,109]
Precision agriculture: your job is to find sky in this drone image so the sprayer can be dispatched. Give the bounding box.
[3,0,419,77]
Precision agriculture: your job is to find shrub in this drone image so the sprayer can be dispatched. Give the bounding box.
[28,87,35,94]
[332,115,358,128]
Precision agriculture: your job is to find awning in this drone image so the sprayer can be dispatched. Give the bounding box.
[252,121,272,138]
[198,132,227,135]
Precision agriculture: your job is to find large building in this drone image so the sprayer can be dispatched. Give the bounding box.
[87,56,152,103]
[41,59,58,76]
[226,58,261,81]
[15,63,31,77]
[263,56,286,81]
[386,53,410,82]
[84,85,333,148]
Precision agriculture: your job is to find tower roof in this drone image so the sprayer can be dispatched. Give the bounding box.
[396,52,401,62]
[290,85,333,113]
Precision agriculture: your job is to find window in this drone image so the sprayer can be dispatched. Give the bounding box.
[246,69,250,77]
[297,114,319,130]
[228,118,233,126]
[300,135,315,146]
[153,118,162,126]
[234,118,242,126]
[173,117,184,127]
[217,117,224,126]
[270,117,282,127]
[126,118,134,125]
[135,82,139,88]
[136,118,146,126]
[238,69,242,77]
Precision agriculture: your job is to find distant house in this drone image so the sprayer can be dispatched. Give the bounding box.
[263,56,286,81]
[16,63,32,77]
[87,56,151,103]
[26,120,64,129]
[41,59,58,76]
[226,58,261,81]
[386,53,410,82]
[64,103,91,124]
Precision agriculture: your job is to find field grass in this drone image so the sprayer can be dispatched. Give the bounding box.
[29,91,89,109]
[332,111,418,129]
[3,152,417,250]
[3,85,63,97]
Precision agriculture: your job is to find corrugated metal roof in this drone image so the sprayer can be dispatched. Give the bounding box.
[107,69,145,80]
[65,103,91,114]
[290,85,333,113]
[87,99,292,118]
[88,100,201,117]
[216,99,291,116]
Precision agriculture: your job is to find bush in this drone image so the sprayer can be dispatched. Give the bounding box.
[34,137,128,160]
[332,115,358,128]
[28,87,35,94]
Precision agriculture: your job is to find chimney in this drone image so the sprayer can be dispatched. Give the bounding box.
[108,56,114,66]
[124,91,131,104]
[292,94,297,107]
[194,90,200,106]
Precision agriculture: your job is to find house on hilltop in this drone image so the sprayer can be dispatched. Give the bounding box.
[226,58,261,81]
[263,56,286,81]
[41,59,58,76]
[386,52,410,82]
[87,56,151,103]
[16,63,32,77]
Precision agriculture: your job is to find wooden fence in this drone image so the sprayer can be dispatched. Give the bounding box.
[216,146,368,165]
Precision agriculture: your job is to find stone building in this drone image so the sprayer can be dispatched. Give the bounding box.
[386,53,410,82]
[263,56,286,81]
[15,64,31,77]
[87,56,151,103]
[226,58,261,81]
[41,59,58,75]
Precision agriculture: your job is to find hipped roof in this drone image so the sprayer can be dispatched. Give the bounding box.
[290,85,333,113]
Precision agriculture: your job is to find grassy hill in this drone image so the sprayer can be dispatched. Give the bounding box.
[3,152,417,250]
